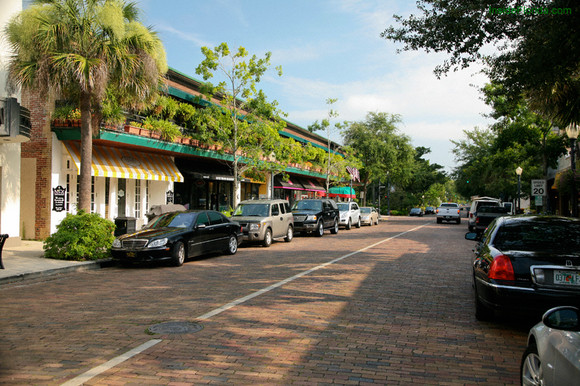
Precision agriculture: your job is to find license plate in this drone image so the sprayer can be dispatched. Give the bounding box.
[126,252,136,258]
[554,270,580,286]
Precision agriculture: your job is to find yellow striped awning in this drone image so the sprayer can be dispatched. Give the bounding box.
[64,142,184,182]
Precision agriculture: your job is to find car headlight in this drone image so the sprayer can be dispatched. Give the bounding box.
[249,223,261,231]
[307,215,318,221]
[147,238,168,248]
[340,213,347,219]
[112,239,122,248]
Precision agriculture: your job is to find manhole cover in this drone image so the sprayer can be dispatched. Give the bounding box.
[148,321,203,335]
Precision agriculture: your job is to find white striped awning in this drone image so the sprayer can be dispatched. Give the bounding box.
[64,142,184,182]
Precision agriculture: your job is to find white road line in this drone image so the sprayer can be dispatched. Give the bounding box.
[61,223,429,385]
[61,339,162,386]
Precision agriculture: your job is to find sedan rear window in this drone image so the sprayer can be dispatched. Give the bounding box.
[493,221,580,253]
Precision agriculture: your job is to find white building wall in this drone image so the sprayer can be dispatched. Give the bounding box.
[50,140,176,232]
[0,0,23,244]
[0,143,22,239]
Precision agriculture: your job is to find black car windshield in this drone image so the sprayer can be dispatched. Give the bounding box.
[233,203,269,217]
[146,212,196,229]
[293,201,322,211]
[493,220,580,253]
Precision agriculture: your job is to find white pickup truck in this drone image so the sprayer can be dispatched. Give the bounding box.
[436,203,461,224]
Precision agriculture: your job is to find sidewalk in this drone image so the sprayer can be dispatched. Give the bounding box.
[0,240,112,285]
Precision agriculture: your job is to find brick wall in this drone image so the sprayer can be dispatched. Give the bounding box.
[21,89,52,240]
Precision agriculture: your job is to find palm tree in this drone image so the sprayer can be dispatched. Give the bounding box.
[5,0,167,212]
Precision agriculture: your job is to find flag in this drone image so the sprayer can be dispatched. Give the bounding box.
[346,166,360,182]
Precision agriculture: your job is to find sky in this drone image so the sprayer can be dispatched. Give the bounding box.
[137,0,493,173]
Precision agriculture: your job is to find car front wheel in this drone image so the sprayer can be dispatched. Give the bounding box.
[330,218,339,234]
[284,226,293,242]
[346,218,352,230]
[315,221,324,237]
[521,344,543,386]
[262,228,272,247]
[355,217,361,228]
[226,235,238,255]
[171,242,185,267]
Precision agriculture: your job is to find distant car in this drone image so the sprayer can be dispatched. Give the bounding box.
[409,208,423,216]
[521,306,580,385]
[468,197,501,231]
[230,199,294,247]
[360,207,379,226]
[338,201,361,229]
[465,215,580,321]
[292,199,339,237]
[111,210,242,267]
[425,206,435,215]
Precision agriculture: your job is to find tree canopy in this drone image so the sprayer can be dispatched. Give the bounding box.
[195,43,289,208]
[382,0,580,126]
[6,0,167,211]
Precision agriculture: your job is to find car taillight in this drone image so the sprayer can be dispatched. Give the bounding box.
[489,254,515,281]
[457,209,460,214]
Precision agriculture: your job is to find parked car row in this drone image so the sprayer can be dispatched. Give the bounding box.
[111,199,381,267]
[465,214,580,384]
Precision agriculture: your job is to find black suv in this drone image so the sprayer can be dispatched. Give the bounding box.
[292,199,339,237]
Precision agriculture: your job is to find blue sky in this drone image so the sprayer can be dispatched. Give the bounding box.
[138,0,492,173]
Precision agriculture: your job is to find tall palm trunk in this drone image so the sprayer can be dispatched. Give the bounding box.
[78,91,93,212]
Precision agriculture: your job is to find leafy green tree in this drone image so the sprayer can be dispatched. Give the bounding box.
[405,146,447,202]
[308,98,350,192]
[381,0,580,127]
[6,0,167,212]
[195,43,287,209]
[342,112,416,205]
[452,84,567,202]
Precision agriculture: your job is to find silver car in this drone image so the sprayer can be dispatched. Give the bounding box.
[521,306,580,385]
[230,199,294,247]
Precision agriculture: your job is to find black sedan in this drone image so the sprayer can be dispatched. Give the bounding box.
[111,210,242,267]
[466,215,580,321]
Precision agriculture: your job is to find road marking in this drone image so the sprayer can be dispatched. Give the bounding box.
[61,223,429,385]
[61,339,162,386]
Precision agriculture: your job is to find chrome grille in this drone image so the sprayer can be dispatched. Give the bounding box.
[122,239,148,249]
[293,215,307,222]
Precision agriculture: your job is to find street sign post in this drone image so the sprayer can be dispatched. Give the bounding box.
[531,180,547,196]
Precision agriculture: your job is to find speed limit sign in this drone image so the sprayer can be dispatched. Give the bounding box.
[531,179,546,196]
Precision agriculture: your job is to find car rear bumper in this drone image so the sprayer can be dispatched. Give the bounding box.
[475,276,580,316]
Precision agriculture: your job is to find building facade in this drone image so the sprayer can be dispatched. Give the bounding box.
[21,68,337,239]
[1,0,31,246]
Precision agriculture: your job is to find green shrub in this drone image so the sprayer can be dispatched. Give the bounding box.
[43,211,115,261]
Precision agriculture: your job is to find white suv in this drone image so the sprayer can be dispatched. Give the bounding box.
[337,201,361,230]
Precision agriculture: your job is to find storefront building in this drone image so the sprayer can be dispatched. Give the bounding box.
[21,68,338,239]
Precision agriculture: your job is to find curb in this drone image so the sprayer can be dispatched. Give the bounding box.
[0,259,116,285]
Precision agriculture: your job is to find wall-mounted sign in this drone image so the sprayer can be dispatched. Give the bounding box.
[52,185,66,212]
[166,190,174,204]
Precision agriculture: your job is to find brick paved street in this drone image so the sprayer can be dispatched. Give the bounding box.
[0,216,528,385]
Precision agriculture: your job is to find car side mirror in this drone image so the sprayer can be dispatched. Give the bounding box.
[542,306,580,331]
[196,223,207,229]
[465,232,481,241]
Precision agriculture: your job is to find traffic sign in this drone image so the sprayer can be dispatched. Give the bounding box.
[531,179,547,196]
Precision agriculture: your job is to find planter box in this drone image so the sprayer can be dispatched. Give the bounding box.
[124,125,141,135]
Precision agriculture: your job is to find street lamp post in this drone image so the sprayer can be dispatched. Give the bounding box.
[378,185,385,216]
[516,166,523,214]
[566,123,579,217]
